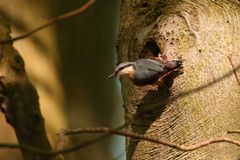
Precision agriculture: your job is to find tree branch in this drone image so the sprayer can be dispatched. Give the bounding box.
[0,0,95,44]
[227,130,240,134]
[1,127,240,157]
[59,127,240,151]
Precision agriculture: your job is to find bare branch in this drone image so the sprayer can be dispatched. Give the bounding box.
[0,143,50,154]
[60,127,240,151]
[55,129,67,151]
[0,0,95,44]
[55,129,67,160]
[50,123,130,156]
[1,127,240,157]
[228,130,240,134]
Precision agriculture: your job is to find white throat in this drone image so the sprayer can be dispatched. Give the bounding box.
[119,65,135,78]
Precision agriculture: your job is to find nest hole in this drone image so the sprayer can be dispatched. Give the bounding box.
[142,39,160,57]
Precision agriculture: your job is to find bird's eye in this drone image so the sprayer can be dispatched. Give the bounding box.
[119,67,124,71]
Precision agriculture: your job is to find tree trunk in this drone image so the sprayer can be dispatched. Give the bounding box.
[0,1,68,159]
[117,0,240,159]
[0,16,52,160]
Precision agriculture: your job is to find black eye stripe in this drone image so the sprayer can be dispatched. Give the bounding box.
[117,64,134,72]
[119,67,124,70]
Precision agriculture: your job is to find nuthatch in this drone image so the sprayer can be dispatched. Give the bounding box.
[108,58,182,86]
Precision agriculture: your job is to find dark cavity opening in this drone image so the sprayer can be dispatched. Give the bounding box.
[142,38,160,57]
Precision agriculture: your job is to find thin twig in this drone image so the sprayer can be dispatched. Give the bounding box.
[228,130,240,134]
[55,129,67,150]
[52,122,130,157]
[60,127,240,151]
[227,55,240,86]
[55,129,67,160]
[0,123,128,157]
[1,127,240,156]
[0,143,50,154]
[0,0,95,44]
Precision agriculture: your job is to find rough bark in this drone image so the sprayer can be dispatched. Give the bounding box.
[117,0,240,159]
[0,17,52,160]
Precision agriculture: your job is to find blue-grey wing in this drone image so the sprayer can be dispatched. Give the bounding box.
[136,59,164,72]
[133,59,165,85]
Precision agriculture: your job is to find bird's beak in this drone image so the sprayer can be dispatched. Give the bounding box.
[108,72,116,79]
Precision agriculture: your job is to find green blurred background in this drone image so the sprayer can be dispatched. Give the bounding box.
[0,0,124,159]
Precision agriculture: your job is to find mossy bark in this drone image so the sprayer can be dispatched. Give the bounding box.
[0,17,52,160]
[117,0,240,159]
